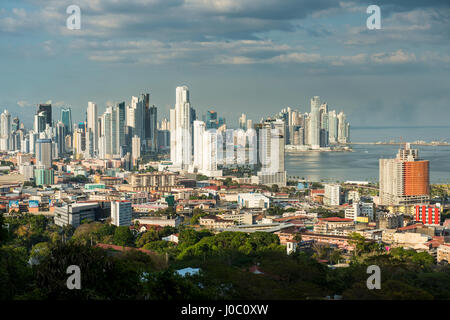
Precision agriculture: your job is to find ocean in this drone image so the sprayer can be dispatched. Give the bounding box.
[285,126,450,184]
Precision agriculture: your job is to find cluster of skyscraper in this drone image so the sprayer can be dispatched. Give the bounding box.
[1,89,349,188]
[1,96,160,171]
[169,86,286,186]
[275,96,350,149]
[82,96,158,164]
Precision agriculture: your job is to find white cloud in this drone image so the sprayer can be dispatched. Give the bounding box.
[17,100,30,108]
[371,50,416,64]
[269,52,321,64]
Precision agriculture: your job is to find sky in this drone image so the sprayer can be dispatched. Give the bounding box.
[1,0,449,130]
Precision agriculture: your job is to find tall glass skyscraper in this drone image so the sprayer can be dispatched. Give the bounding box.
[61,108,73,134]
[116,102,126,154]
[204,110,218,129]
[145,105,158,152]
[37,104,52,127]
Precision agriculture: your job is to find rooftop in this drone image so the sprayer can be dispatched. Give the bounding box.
[319,217,354,222]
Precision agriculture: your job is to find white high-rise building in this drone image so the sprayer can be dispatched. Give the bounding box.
[21,136,30,153]
[324,184,341,206]
[239,113,247,130]
[36,139,53,169]
[328,110,338,144]
[202,129,222,177]
[235,128,247,165]
[111,201,132,227]
[87,102,98,155]
[0,110,11,151]
[309,96,320,149]
[127,97,138,128]
[170,86,193,169]
[193,120,205,170]
[85,129,93,159]
[72,129,84,159]
[132,135,141,167]
[99,108,112,159]
[246,119,253,131]
[256,119,286,187]
[98,136,106,160]
[160,118,169,131]
[345,202,361,221]
[29,130,38,155]
[337,111,349,143]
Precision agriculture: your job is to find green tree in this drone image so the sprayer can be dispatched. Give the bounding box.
[143,270,208,300]
[143,240,176,254]
[95,223,116,242]
[190,209,208,225]
[329,249,343,265]
[29,242,51,265]
[178,229,212,248]
[136,229,160,247]
[0,246,33,299]
[0,212,8,242]
[113,226,135,247]
[33,242,141,299]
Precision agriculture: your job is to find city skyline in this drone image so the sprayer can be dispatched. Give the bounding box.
[0,85,350,181]
[8,90,355,132]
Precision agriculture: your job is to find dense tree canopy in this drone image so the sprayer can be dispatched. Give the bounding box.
[1,212,450,300]
[113,227,135,247]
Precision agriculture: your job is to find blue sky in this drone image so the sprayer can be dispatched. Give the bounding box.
[1,0,449,129]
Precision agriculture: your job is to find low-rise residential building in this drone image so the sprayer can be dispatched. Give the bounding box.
[199,215,235,229]
[382,230,431,248]
[237,193,270,209]
[218,222,295,233]
[132,202,168,213]
[310,189,324,203]
[347,190,360,203]
[377,212,404,229]
[217,212,255,225]
[275,227,300,245]
[134,216,183,228]
[415,204,441,226]
[127,171,177,192]
[314,217,354,234]
[437,244,450,263]
[301,232,354,251]
[345,202,374,222]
